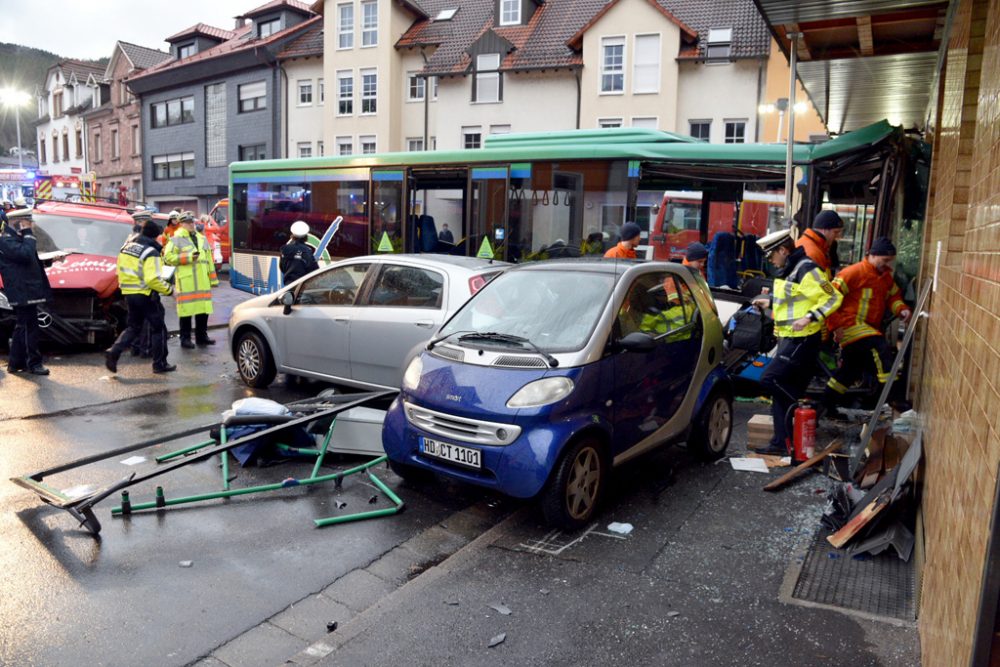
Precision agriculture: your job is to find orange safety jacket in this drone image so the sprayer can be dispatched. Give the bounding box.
[604,242,637,259]
[157,223,180,250]
[825,259,908,346]
[796,229,832,277]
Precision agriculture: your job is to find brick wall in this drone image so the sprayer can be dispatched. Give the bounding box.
[916,0,1000,663]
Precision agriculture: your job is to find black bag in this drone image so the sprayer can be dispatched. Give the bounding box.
[729,306,776,353]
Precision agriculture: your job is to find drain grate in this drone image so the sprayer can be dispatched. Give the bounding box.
[792,526,916,621]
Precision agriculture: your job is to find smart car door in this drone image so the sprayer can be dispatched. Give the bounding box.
[280,263,372,379]
[610,272,703,454]
[348,263,447,387]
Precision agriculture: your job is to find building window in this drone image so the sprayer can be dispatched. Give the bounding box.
[633,34,660,94]
[239,144,266,161]
[706,28,732,60]
[406,137,424,151]
[337,136,353,155]
[92,133,101,162]
[178,42,196,59]
[361,0,378,47]
[338,2,354,48]
[318,140,324,156]
[462,126,482,149]
[499,0,520,25]
[598,118,622,128]
[361,69,377,114]
[298,142,313,158]
[131,124,140,154]
[238,81,266,113]
[205,82,227,167]
[724,119,746,143]
[689,120,710,140]
[360,135,376,154]
[75,129,83,158]
[39,139,46,164]
[489,124,511,135]
[152,152,195,180]
[631,117,657,129]
[474,53,501,103]
[318,78,324,104]
[151,96,195,127]
[62,133,70,162]
[431,76,439,100]
[298,80,313,105]
[111,128,119,159]
[53,92,63,118]
[407,73,425,101]
[337,71,353,114]
[119,81,133,105]
[601,37,625,93]
[258,18,280,38]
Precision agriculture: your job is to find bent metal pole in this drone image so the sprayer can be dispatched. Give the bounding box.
[784,32,800,218]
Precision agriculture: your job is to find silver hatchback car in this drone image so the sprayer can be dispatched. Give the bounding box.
[228,254,507,389]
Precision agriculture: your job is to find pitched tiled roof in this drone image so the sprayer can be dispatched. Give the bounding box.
[118,41,172,71]
[277,23,323,59]
[165,23,237,44]
[399,0,770,76]
[59,59,106,81]
[241,0,314,19]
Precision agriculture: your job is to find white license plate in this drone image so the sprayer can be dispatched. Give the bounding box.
[420,437,481,469]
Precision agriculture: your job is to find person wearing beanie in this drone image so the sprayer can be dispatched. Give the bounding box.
[683,242,709,276]
[752,228,843,460]
[604,222,642,259]
[822,236,912,415]
[795,210,844,277]
[106,217,176,374]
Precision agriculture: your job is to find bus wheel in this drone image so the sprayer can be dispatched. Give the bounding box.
[236,330,276,388]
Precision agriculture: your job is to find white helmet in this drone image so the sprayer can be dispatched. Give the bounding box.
[290,220,310,238]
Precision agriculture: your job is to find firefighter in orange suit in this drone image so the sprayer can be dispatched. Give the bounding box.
[157,210,181,248]
[604,222,641,259]
[796,210,844,277]
[823,237,912,412]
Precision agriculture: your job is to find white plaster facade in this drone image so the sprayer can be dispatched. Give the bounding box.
[35,66,102,177]
[283,57,327,157]
[676,59,763,142]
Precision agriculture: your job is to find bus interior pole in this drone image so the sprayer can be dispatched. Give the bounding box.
[784,32,800,220]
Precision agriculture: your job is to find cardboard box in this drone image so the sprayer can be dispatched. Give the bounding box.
[747,413,773,450]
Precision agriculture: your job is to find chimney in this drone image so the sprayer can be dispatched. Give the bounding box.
[235,16,247,29]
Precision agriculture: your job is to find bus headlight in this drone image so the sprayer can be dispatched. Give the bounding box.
[506,377,574,408]
[402,356,423,391]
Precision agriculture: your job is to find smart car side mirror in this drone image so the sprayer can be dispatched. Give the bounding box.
[618,331,656,353]
[280,291,295,315]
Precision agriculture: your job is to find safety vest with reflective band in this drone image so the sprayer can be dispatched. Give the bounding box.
[117,240,171,296]
[164,228,218,317]
[795,229,833,278]
[639,303,695,342]
[771,250,843,338]
[825,259,908,346]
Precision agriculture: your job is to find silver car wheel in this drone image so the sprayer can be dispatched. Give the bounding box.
[238,338,261,381]
[707,396,732,453]
[565,445,602,520]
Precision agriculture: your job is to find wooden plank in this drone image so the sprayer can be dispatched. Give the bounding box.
[828,492,890,548]
[763,439,843,492]
[855,426,889,488]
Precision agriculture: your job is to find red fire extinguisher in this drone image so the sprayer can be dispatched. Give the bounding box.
[793,400,817,462]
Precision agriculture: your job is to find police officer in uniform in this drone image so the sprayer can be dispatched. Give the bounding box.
[105,218,175,374]
[753,229,843,460]
[280,220,320,284]
[0,208,52,375]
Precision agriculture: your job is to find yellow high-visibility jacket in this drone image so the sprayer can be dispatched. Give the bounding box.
[771,250,843,337]
[117,239,171,296]
[164,228,218,317]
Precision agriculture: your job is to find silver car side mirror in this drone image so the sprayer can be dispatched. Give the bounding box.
[280,291,295,315]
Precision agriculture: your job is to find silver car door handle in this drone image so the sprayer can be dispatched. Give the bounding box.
[414,320,434,328]
[334,316,350,323]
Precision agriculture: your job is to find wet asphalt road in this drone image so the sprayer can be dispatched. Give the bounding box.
[0,341,498,667]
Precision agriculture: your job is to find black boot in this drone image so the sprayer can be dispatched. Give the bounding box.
[180,338,195,349]
[105,350,119,373]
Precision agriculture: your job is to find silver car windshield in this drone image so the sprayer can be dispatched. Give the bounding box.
[440,270,615,353]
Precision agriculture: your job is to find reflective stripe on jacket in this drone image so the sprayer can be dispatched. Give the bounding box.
[117,240,170,296]
[164,228,218,317]
[825,259,908,346]
[771,253,843,338]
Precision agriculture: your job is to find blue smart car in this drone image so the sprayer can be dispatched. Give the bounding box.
[382,258,733,528]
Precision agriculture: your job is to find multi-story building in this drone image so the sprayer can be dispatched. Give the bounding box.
[277,21,326,158]
[83,41,171,205]
[127,0,318,213]
[33,60,108,183]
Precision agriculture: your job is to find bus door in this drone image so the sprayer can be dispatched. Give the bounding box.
[469,166,508,260]
[407,167,468,255]
[371,169,406,253]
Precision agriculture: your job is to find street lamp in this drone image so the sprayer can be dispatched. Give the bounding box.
[1,88,33,169]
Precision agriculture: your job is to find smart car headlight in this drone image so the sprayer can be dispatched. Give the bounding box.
[506,377,574,408]
[402,356,423,391]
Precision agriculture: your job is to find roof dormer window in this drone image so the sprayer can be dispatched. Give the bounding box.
[706,28,732,59]
[435,8,458,21]
[499,0,520,26]
[258,18,280,38]
[177,42,196,59]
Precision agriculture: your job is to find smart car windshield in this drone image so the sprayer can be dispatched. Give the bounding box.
[440,269,615,353]
[31,213,132,257]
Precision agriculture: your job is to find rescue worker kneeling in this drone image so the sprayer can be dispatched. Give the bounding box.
[753,229,842,461]
[106,219,175,374]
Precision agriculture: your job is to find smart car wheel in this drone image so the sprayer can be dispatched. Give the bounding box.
[541,437,606,529]
[236,330,276,388]
[690,387,733,461]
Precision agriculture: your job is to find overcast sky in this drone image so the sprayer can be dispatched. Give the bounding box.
[1,0,264,60]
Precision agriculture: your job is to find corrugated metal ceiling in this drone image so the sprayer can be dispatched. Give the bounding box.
[756,0,944,25]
